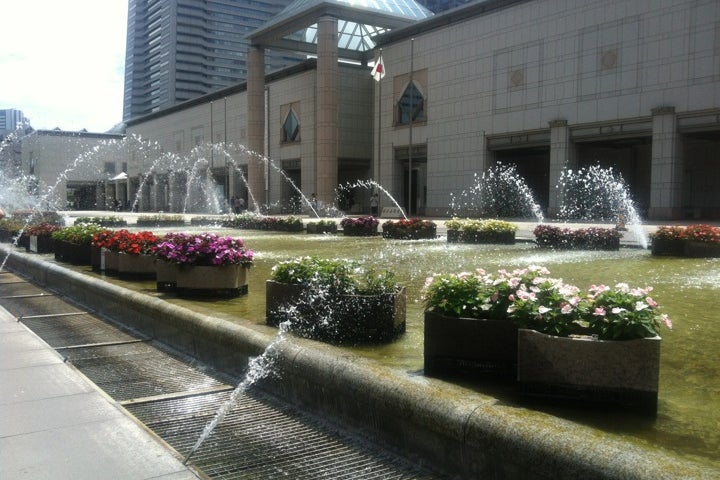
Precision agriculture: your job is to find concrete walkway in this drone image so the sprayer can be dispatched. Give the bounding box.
[0,302,200,480]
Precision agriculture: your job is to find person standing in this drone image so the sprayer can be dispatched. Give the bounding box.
[370,193,379,217]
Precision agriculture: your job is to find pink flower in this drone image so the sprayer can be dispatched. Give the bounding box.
[646,296,658,308]
[661,314,673,329]
[593,307,606,316]
[538,306,551,314]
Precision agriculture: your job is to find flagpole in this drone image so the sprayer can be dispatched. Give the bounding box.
[377,49,382,206]
[371,50,385,215]
[408,38,414,217]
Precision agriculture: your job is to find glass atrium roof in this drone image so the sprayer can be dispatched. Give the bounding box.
[248,0,433,58]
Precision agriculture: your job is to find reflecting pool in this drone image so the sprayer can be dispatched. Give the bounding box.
[81,227,719,469]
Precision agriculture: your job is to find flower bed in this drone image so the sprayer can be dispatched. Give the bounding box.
[266,256,405,343]
[24,223,62,253]
[650,224,720,258]
[51,223,107,265]
[74,216,127,227]
[91,230,160,279]
[340,216,379,236]
[222,213,304,232]
[0,218,23,243]
[381,218,436,240]
[306,220,337,235]
[445,218,516,244]
[154,232,254,297]
[422,266,671,412]
[136,214,185,227]
[533,225,621,250]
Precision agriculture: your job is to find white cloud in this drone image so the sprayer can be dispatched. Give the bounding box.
[0,0,128,133]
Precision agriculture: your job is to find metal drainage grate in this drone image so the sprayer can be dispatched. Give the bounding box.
[62,342,229,402]
[20,313,139,349]
[0,281,46,297]
[0,292,84,318]
[126,390,439,480]
[1,272,447,479]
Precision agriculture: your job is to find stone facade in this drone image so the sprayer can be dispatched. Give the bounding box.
[121,0,719,219]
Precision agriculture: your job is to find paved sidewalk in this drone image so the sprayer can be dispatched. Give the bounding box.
[0,303,200,480]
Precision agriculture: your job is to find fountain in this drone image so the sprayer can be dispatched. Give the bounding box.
[1,134,719,475]
[449,163,544,222]
[184,321,291,464]
[343,179,408,219]
[556,165,647,248]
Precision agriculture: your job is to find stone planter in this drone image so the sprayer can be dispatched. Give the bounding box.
[446,230,515,244]
[28,235,54,254]
[155,260,179,292]
[342,225,378,237]
[306,223,337,235]
[382,225,436,240]
[651,237,684,256]
[424,311,518,379]
[516,329,661,414]
[90,246,118,272]
[17,234,30,249]
[683,241,720,258]
[0,229,17,243]
[175,264,249,298]
[102,249,120,275]
[54,241,92,265]
[117,253,156,280]
[266,280,406,343]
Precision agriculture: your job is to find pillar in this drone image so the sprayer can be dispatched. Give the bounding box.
[648,106,683,220]
[247,45,266,210]
[316,15,339,207]
[547,119,576,218]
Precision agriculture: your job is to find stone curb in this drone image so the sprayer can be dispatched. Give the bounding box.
[1,245,717,480]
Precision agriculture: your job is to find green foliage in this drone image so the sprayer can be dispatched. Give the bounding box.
[423,266,672,340]
[51,223,107,245]
[74,216,127,227]
[0,217,24,234]
[445,218,517,234]
[136,214,185,226]
[308,219,337,227]
[271,256,400,295]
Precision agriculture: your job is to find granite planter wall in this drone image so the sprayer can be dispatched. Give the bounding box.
[516,329,661,414]
[266,280,406,343]
[175,264,249,297]
[424,311,517,379]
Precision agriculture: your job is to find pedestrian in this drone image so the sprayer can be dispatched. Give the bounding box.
[370,193,379,217]
[310,193,318,211]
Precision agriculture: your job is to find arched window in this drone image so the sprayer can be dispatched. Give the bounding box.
[396,81,425,125]
[282,109,300,142]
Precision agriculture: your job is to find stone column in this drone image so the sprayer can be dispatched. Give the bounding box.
[649,106,683,220]
[152,174,161,211]
[316,15,339,207]
[247,45,266,210]
[547,120,576,217]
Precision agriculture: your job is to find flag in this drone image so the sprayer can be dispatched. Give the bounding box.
[371,55,385,82]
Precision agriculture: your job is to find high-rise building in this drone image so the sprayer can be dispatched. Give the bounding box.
[0,109,30,139]
[123,0,302,121]
[415,0,474,13]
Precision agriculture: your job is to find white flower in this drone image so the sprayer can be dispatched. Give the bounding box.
[635,301,649,311]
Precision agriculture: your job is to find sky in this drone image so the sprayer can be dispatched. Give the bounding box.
[0,0,128,133]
